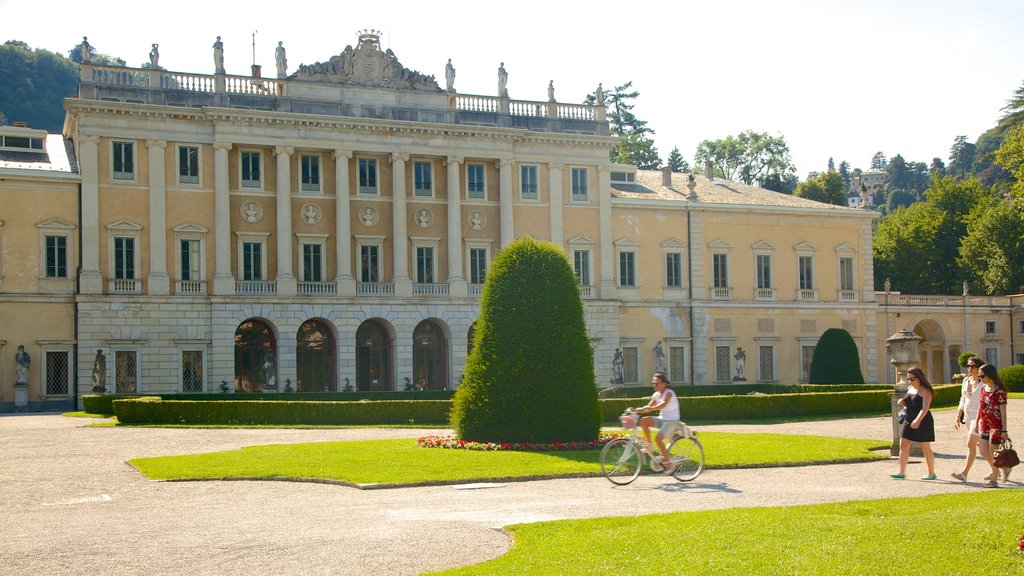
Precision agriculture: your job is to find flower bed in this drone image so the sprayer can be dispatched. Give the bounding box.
[417,431,625,451]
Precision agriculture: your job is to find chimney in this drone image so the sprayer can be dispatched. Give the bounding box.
[704,160,714,181]
[661,166,673,187]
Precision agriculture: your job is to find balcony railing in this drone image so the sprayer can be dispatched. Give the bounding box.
[874,293,1014,307]
[469,284,484,297]
[356,282,394,296]
[579,285,594,299]
[176,280,206,295]
[414,283,450,296]
[755,287,776,301]
[711,287,732,300]
[797,289,818,301]
[108,279,140,294]
[236,280,277,294]
[298,281,337,295]
[838,290,857,302]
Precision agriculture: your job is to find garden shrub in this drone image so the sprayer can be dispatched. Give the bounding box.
[999,364,1024,393]
[113,398,452,425]
[958,351,979,368]
[808,328,865,384]
[451,237,600,443]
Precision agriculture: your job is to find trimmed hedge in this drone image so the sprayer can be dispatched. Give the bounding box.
[598,383,893,398]
[109,384,962,426]
[83,390,455,414]
[113,398,452,425]
[999,364,1024,393]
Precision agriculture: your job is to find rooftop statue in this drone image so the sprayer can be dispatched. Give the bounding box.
[213,36,224,73]
[294,30,440,91]
[275,41,288,78]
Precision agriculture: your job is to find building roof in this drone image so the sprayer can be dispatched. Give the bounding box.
[613,169,871,213]
[0,134,78,175]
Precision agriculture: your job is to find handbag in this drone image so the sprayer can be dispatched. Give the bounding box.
[993,438,1020,468]
[897,408,907,425]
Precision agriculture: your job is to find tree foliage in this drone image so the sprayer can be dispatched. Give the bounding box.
[994,124,1024,206]
[793,170,846,205]
[0,40,79,132]
[588,81,660,169]
[958,199,1024,295]
[451,237,600,443]
[666,146,689,172]
[808,328,864,384]
[870,151,887,171]
[693,130,795,187]
[948,135,976,178]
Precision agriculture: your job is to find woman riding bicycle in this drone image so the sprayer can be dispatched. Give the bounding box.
[632,371,679,475]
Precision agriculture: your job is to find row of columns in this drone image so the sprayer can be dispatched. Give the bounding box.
[75,137,616,298]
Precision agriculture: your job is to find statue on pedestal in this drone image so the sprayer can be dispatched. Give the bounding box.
[611,347,624,384]
[445,58,456,92]
[80,36,92,63]
[654,341,665,372]
[733,347,747,381]
[212,36,224,73]
[15,345,30,385]
[497,62,508,97]
[91,349,107,393]
[275,41,288,78]
[149,43,159,69]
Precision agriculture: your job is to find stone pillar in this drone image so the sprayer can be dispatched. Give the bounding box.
[548,163,564,247]
[78,135,103,294]
[597,166,616,299]
[333,149,356,295]
[275,146,296,296]
[146,139,170,295]
[446,156,467,297]
[390,152,412,296]
[212,142,235,295]
[498,159,514,247]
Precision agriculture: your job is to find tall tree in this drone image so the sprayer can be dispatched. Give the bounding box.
[827,157,835,172]
[948,135,976,178]
[930,157,946,174]
[870,151,887,171]
[793,170,846,205]
[838,161,851,188]
[0,40,79,132]
[995,124,1024,206]
[666,146,689,172]
[693,130,795,186]
[958,200,1024,295]
[588,82,660,169]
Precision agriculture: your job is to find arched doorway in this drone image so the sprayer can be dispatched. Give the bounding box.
[234,319,275,392]
[297,319,336,392]
[356,320,392,391]
[413,320,448,390]
[912,319,949,383]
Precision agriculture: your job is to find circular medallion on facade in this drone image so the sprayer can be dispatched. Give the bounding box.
[467,210,486,230]
[359,206,379,227]
[241,201,263,223]
[301,204,322,225]
[415,208,432,228]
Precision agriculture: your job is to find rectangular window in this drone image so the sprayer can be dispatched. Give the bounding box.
[302,244,322,282]
[571,167,588,201]
[839,257,855,291]
[358,158,378,194]
[178,145,199,184]
[45,351,69,396]
[665,252,682,288]
[180,239,201,281]
[574,249,591,286]
[715,346,731,382]
[520,165,538,200]
[985,321,997,335]
[1018,319,1024,335]
[713,254,728,288]
[759,345,775,381]
[112,141,134,180]
[469,248,487,285]
[467,163,485,199]
[622,347,639,384]
[669,346,686,383]
[241,151,261,188]
[360,245,379,283]
[1016,353,1024,366]
[799,256,814,289]
[301,155,321,192]
[115,350,138,393]
[618,251,636,287]
[45,235,67,278]
[801,345,816,382]
[181,350,204,392]
[416,246,434,284]
[414,161,433,197]
[114,237,135,280]
[242,242,262,281]
[985,347,999,366]
[756,254,772,289]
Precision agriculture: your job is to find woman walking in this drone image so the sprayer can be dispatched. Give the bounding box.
[976,363,1010,488]
[892,367,936,480]
[951,357,983,482]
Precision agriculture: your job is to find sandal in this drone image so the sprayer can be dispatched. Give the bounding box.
[662,460,674,475]
[950,472,967,482]
[984,473,994,481]
[984,480,999,488]
[921,474,937,481]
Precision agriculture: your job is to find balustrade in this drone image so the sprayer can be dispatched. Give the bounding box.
[298,281,337,295]
[108,279,140,294]
[413,283,450,296]
[235,280,277,294]
[755,287,776,301]
[712,287,732,300]
[176,280,206,295]
[356,282,395,296]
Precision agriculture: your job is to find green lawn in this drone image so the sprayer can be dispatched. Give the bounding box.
[128,432,886,486]
[426,489,1024,575]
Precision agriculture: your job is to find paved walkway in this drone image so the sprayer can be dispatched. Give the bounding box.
[0,402,1019,575]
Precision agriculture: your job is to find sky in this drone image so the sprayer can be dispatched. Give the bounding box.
[3,0,1022,178]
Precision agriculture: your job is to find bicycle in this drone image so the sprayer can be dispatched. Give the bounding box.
[599,408,704,485]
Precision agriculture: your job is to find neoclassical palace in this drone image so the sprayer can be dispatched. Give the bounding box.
[1,31,1021,411]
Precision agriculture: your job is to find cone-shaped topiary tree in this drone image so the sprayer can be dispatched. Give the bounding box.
[808,327,865,384]
[451,237,600,443]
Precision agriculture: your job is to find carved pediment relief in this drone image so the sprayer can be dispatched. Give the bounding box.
[293,30,440,92]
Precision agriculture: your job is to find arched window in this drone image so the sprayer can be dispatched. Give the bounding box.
[356,320,392,391]
[413,320,448,390]
[234,319,275,392]
[297,319,335,392]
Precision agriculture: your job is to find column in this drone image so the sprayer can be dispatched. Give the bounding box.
[275,146,296,296]
[446,156,467,297]
[146,139,170,295]
[212,142,234,295]
[548,163,564,247]
[78,135,103,294]
[597,166,616,299]
[391,152,412,296]
[498,159,514,247]
[333,149,356,295]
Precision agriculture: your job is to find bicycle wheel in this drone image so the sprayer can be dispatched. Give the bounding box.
[600,438,642,485]
[667,436,704,482]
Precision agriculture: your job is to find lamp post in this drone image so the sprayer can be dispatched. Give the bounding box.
[886,329,922,456]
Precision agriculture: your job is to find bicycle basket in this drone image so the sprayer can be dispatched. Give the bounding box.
[619,414,637,429]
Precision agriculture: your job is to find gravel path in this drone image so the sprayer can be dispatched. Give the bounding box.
[0,402,1019,575]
